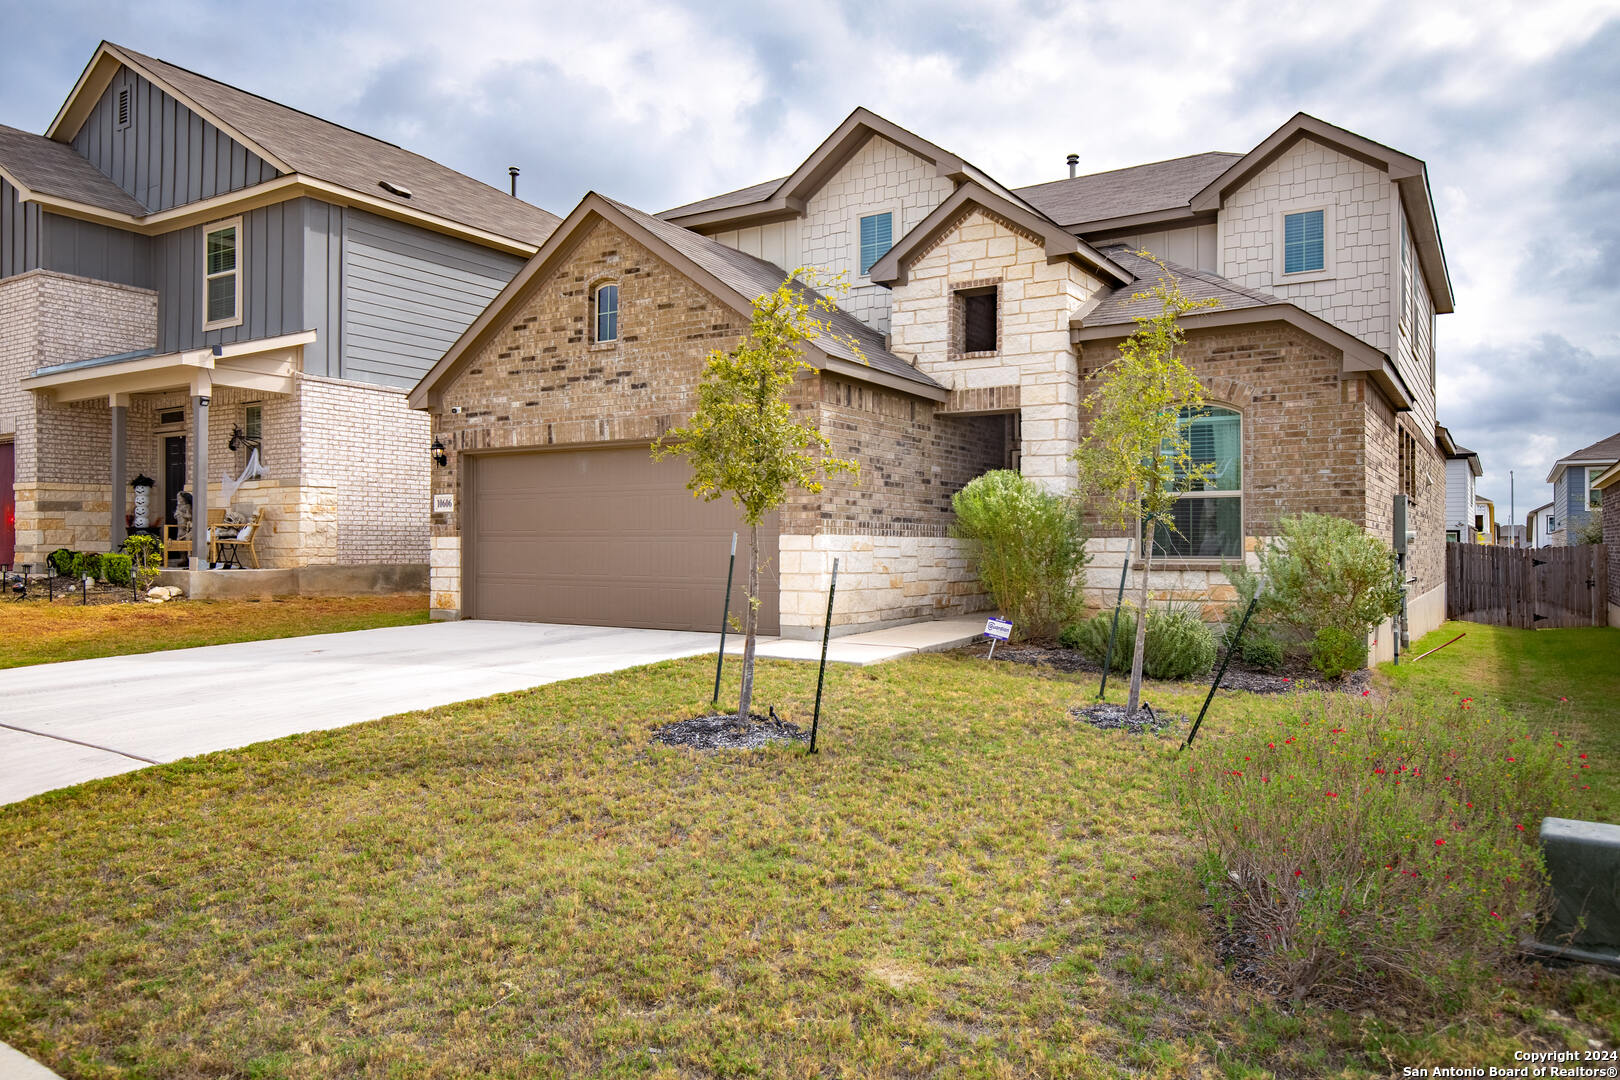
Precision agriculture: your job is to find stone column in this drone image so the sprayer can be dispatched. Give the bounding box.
[109,393,128,549]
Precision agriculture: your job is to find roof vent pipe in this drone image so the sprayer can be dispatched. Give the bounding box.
[508,166,520,197]
[1066,153,1079,179]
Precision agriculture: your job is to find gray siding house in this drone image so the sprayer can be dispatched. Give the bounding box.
[0,42,558,580]
[1543,430,1618,546]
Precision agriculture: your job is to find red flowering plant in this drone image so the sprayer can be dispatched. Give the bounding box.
[1177,694,1577,1009]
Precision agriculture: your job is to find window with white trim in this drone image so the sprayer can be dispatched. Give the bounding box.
[203,218,242,329]
[1590,466,1605,510]
[593,282,619,344]
[1153,405,1242,558]
[1283,210,1326,274]
[858,212,893,276]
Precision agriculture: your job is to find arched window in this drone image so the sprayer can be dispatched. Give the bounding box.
[1154,405,1242,558]
[593,282,619,343]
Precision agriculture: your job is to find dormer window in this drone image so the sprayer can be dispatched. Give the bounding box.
[593,283,619,344]
[1283,210,1325,274]
[859,212,893,276]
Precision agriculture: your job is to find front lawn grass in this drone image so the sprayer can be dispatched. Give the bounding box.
[2,635,1612,1078]
[0,594,429,669]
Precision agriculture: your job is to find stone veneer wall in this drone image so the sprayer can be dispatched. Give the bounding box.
[0,270,158,562]
[889,204,1107,492]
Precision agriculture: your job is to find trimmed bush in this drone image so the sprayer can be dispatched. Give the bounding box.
[952,470,1089,641]
[1180,695,1573,1009]
[1221,606,1286,671]
[102,553,134,587]
[47,548,76,576]
[1229,513,1402,679]
[1142,604,1217,680]
[71,552,104,581]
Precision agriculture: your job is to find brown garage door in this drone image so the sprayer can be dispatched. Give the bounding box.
[467,446,779,633]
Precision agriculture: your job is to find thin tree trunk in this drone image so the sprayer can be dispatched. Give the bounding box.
[736,520,760,721]
[1127,511,1154,716]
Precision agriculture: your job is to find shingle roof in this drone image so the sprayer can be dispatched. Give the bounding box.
[1014,152,1241,227]
[606,197,942,392]
[1561,430,1620,462]
[659,176,787,219]
[1082,246,1283,328]
[0,123,149,216]
[101,44,560,245]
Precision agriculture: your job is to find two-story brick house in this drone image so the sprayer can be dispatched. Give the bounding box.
[411,109,1454,653]
[0,42,557,583]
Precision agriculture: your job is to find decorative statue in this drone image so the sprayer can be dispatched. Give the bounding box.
[131,474,155,529]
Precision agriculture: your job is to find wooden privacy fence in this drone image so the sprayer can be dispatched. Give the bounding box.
[1447,543,1610,628]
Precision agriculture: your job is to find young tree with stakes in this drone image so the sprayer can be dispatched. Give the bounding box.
[1073,254,1219,717]
[654,270,859,723]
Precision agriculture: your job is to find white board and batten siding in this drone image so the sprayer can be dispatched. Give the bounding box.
[1445,456,1475,535]
[338,209,524,388]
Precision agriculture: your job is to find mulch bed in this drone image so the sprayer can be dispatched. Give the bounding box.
[7,577,159,607]
[961,640,1373,695]
[653,712,809,751]
[1070,702,1183,734]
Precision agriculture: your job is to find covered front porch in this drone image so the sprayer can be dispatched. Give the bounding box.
[17,331,314,570]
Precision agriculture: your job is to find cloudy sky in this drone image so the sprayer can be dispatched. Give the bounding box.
[6,0,1618,522]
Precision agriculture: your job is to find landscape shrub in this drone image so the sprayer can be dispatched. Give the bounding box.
[1309,626,1366,680]
[1223,616,1285,671]
[47,548,76,576]
[1575,510,1604,546]
[952,470,1089,641]
[1142,602,1217,680]
[1064,608,1135,671]
[70,552,104,581]
[1229,513,1402,679]
[1066,603,1216,679]
[102,553,133,587]
[122,534,164,590]
[1179,695,1575,1009]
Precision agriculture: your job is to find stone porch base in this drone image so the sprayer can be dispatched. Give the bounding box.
[157,563,427,599]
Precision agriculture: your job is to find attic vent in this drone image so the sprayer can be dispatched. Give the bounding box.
[378,180,412,199]
[116,87,132,130]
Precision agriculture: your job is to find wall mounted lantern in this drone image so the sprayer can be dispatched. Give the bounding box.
[431,438,448,468]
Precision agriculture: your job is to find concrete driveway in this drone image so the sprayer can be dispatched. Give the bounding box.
[0,621,721,806]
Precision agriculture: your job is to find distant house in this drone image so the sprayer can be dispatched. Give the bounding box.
[1437,425,1482,543]
[1543,430,1618,547]
[1474,496,1497,545]
[0,42,558,582]
[1526,501,1555,548]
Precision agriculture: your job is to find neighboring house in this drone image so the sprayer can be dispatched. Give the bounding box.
[1526,501,1555,548]
[1438,424,1482,543]
[1542,430,1618,547]
[410,108,1454,653]
[1497,523,1526,547]
[0,42,558,579]
[1474,496,1497,545]
[1592,462,1619,627]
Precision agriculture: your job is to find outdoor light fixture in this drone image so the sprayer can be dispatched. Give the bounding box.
[431,438,448,468]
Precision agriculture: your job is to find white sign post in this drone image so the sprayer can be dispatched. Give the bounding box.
[984,617,1013,660]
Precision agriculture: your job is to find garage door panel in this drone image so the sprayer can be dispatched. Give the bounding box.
[469,446,779,633]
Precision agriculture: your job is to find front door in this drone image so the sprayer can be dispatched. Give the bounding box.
[0,441,14,567]
[164,436,186,526]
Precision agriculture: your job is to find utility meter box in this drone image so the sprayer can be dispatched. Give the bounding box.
[1393,494,1414,554]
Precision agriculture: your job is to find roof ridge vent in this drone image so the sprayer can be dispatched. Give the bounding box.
[378,179,412,199]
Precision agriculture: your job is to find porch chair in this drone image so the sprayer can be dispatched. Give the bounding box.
[164,508,226,567]
[209,507,265,569]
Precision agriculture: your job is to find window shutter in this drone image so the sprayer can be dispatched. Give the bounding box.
[859,213,893,275]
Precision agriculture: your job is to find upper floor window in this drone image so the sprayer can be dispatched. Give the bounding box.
[593,283,619,344]
[859,212,893,276]
[951,284,998,357]
[1154,405,1242,559]
[1282,209,1325,274]
[1590,466,1606,510]
[203,218,242,330]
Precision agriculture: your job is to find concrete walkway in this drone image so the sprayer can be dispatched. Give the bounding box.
[0,1040,64,1079]
[0,615,990,806]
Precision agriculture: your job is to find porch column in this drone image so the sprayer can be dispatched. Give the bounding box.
[191,373,211,568]
[109,393,128,549]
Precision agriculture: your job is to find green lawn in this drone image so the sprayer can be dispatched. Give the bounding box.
[0,595,429,669]
[0,622,1613,1078]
